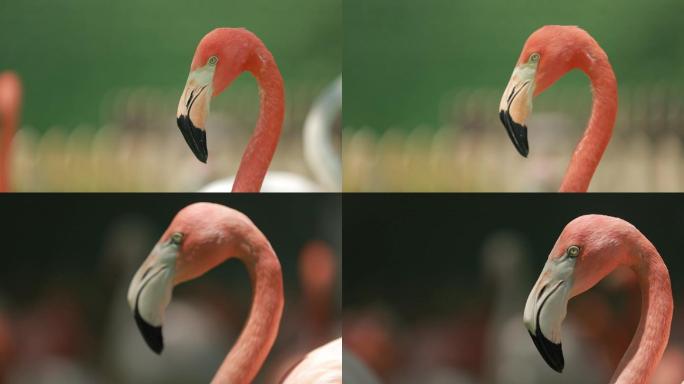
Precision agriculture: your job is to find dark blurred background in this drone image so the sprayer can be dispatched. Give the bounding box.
[0,0,341,190]
[343,0,684,191]
[343,194,684,383]
[0,194,341,383]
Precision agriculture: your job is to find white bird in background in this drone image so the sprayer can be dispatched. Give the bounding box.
[343,341,384,384]
[281,338,380,384]
[200,76,342,192]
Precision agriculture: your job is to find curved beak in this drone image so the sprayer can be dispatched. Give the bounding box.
[499,63,537,157]
[523,260,573,373]
[176,65,216,163]
[127,241,179,354]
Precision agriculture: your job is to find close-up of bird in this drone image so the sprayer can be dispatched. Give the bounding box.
[481,231,601,384]
[174,28,285,193]
[524,215,672,383]
[127,202,353,383]
[499,26,617,192]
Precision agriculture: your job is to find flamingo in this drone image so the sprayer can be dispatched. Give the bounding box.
[126,203,372,383]
[102,216,233,383]
[0,71,22,192]
[176,28,341,192]
[481,231,601,384]
[200,76,342,192]
[499,26,617,192]
[524,214,673,384]
[175,28,284,192]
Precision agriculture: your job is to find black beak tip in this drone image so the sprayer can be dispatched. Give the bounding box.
[134,306,164,354]
[529,329,564,373]
[176,115,208,163]
[499,110,529,157]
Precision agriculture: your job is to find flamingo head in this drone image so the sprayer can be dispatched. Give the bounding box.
[499,25,603,157]
[127,202,248,354]
[524,214,629,373]
[176,28,259,163]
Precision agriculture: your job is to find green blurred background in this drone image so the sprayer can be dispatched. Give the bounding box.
[344,0,684,129]
[0,0,341,131]
[343,0,684,191]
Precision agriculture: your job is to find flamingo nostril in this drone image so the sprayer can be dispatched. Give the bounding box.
[537,284,547,301]
[140,266,152,281]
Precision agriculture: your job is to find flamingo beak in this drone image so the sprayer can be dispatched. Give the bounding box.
[176,65,216,163]
[499,63,537,157]
[523,258,574,373]
[127,240,179,354]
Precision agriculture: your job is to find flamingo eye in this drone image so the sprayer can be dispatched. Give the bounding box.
[208,56,219,66]
[529,53,540,63]
[567,245,580,258]
[170,232,184,244]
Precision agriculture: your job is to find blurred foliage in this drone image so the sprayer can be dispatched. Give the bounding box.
[10,84,332,191]
[0,0,341,131]
[344,0,684,129]
[344,85,684,191]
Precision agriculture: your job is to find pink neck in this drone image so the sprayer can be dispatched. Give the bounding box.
[611,240,672,384]
[559,46,617,192]
[211,241,284,384]
[231,47,285,192]
[0,107,15,192]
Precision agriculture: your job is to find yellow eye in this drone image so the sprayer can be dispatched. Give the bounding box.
[208,56,218,66]
[170,232,183,244]
[529,53,540,63]
[567,245,580,257]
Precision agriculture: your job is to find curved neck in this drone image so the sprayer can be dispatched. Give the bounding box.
[212,242,284,384]
[231,48,285,192]
[304,77,342,190]
[611,240,673,384]
[559,46,617,192]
